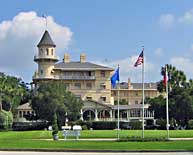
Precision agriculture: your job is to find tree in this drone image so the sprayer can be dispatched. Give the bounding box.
[169,87,193,126]
[31,81,82,129]
[157,64,187,92]
[0,72,28,114]
[146,95,166,119]
[148,64,193,127]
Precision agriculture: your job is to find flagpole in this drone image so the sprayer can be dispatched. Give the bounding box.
[142,48,145,139]
[165,65,169,140]
[117,65,120,140]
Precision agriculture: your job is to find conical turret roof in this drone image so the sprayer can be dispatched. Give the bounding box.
[37,30,56,47]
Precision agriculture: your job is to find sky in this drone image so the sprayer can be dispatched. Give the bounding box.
[1,0,193,83]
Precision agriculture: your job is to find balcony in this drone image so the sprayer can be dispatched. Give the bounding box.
[34,55,59,61]
[54,75,95,80]
[32,74,54,80]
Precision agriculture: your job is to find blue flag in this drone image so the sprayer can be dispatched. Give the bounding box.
[111,67,120,88]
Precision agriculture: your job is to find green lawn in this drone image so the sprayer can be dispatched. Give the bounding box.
[0,130,193,151]
[1,130,193,139]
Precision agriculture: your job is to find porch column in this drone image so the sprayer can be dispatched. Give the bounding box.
[110,110,113,121]
[94,109,98,121]
[127,110,129,120]
[80,109,83,121]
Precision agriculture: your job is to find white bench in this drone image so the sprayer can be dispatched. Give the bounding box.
[63,130,81,140]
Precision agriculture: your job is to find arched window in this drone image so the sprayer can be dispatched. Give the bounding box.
[46,48,49,55]
[51,49,54,55]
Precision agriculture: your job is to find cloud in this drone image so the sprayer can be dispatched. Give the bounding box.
[179,9,193,24]
[159,14,175,29]
[170,57,193,79]
[93,55,157,83]
[154,48,164,56]
[0,11,73,82]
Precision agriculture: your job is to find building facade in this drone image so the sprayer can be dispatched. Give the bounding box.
[32,30,158,123]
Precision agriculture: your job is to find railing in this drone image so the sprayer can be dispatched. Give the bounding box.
[34,55,59,61]
[32,74,54,79]
[54,75,95,80]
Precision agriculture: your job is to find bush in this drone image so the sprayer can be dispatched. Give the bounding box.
[12,121,48,131]
[129,121,142,129]
[156,119,166,129]
[92,121,116,130]
[52,113,58,136]
[188,119,193,129]
[0,110,13,130]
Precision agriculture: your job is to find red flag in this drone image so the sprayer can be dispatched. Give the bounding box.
[134,48,144,67]
[163,74,167,87]
[163,66,168,87]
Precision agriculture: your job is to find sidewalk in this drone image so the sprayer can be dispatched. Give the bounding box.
[37,137,193,141]
[36,138,117,141]
[169,138,193,141]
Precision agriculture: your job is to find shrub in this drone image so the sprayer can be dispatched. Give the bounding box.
[188,119,193,129]
[92,121,117,130]
[52,113,58,136]
[12,121,48,131]
[0,110,13,130]
[156,119,166,129]
[129,121,142,129]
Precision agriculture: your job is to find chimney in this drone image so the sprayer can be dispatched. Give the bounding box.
[128,78,131,89]
[63,53,70,63]
[80,53,86,63]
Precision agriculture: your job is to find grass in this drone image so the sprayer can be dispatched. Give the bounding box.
[0,130,193,151]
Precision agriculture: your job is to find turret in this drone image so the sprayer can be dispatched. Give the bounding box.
[33,30,59,79]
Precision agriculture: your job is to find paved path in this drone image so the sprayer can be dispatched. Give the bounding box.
[0,151,193,155]
[169,138,193,141]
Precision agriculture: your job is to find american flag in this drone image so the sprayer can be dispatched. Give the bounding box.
[134,49,144,67]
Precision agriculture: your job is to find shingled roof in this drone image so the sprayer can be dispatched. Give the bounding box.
[54,62,114,71]
[37,30,56,47]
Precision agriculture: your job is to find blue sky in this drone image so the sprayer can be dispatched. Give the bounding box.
[1,0,193,83]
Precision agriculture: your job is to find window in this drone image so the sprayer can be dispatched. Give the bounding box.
[74,83,81,89]
[88,71,92,76]
[135,100,138,105]
[135,92,138,96]
[86,83,92,89]
[124,91,127,96]
[40,49,43,55]
[101,97,106,102]
[101,71,105,77]
[113,91,117,96]
[46,48,49,55]
[40,70,43,75]
[100,83,106,89]
[86,96,92,100]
